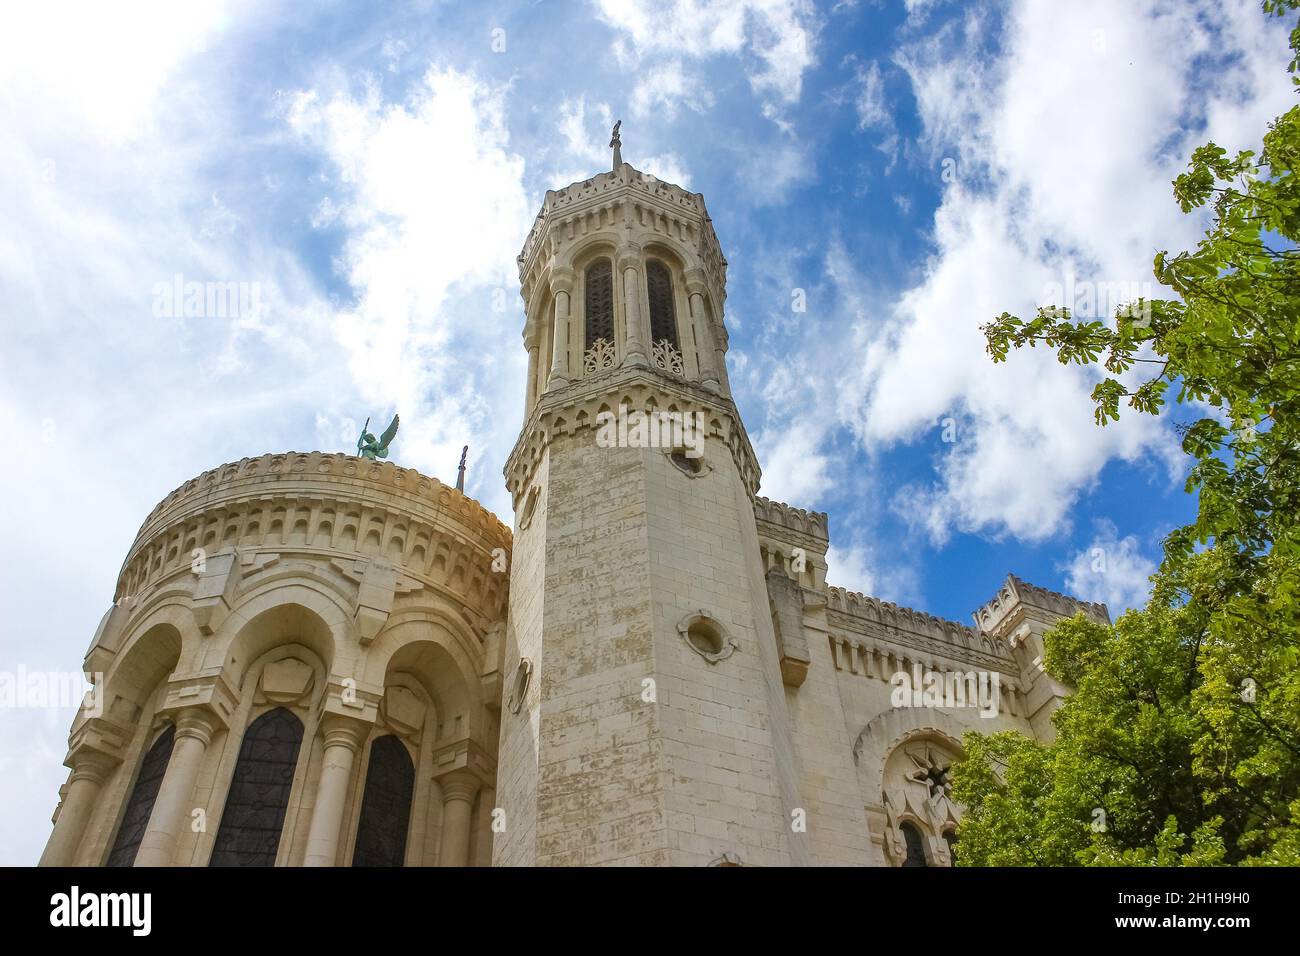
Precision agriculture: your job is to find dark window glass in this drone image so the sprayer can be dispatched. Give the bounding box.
[646,260,678,348]
[352,735,415,867]
[210,707,303,867]
[900,822,928,867]
[106,724,176,867]
[944,829,957,865]
[584,258,614,349]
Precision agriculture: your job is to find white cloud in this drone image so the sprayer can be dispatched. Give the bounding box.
[825,542,919,607]
[1062,519,1156,615]
[844,0,1294,543]
[596,0,818,116]
[0,0,235,143]
[284,65,532,517]
[854,60,890,130]
[753,418,834,504]
[826,543,879,595]
[630,59,715,118]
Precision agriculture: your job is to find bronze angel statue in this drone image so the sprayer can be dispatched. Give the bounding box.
[356,413,399,460]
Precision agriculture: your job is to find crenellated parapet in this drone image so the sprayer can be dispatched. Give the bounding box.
[754,496,828,589]
[826,586,1017,675]
[753,496,829,541]
[973,573,1109,643]
[972,575,1109,742]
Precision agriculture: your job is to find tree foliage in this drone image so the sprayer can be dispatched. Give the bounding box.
[953,0,1300,865]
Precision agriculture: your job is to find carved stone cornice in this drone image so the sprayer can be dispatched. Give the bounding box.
[503,365,761,507]
[826,624,1020,681]
[114,453,512,628]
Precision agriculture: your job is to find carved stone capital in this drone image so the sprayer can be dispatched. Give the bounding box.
[615,245,642,274]
[549,265,576,296]
[172,705,226,747]
[157,674,238,731]
[436,769,482,805]
[320,677,383,726]
[318,713,371,755]
[65,721,129,783]
[683,267,708,296]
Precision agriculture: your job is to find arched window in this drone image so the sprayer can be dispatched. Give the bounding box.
[106,724,176,867]
[944,828,958,866]
[351,735,415,867]
[646,260,679,350]
[209,707,303,867]
[900,822,928,867]
[584,258,614,350]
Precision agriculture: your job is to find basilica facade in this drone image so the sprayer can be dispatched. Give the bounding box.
[40,152,1107,868]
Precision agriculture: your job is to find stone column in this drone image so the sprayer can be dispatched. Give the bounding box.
[437,771,481,867]
[303,715,369,866]
[135,708,221,866]
[524,339,540,414]
[684,268,720,391]
[617,246,649,367]
[39,751,118,866]
[546,267,576,391]
[712,321,732,395]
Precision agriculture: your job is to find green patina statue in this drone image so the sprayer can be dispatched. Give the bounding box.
[356,413,399,460]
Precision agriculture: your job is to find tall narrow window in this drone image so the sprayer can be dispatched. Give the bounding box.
[583,258,616,373]
[646,260,678,348]
[943,828,958,866]
[900,822,928,867]
[210,707,303,867]
[351,735,415,867]
[646,259,683,374]
[106,724,176,867]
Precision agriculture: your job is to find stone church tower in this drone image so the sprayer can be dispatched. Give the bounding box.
[496,140,803,866]
[38,136,1108,868]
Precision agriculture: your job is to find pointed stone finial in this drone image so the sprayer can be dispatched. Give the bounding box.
[456,445,468,492]
[610,120,622,171]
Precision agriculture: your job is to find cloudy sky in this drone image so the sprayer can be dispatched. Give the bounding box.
[0,0,1293,864]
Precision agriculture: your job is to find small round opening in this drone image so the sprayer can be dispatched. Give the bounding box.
[507,658,531,714]
[670,450,703,476]
[518,486,540,530]
[686,620,723,656]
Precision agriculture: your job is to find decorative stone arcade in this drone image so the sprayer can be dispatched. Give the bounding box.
[40,452,510,867]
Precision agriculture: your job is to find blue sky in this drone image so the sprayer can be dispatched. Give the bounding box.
[0,0,1294,864]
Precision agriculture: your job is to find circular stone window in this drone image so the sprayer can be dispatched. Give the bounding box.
[518,486,540,530]
[507,658,532,715]
[677,611,738,664]
[665,448,712,479]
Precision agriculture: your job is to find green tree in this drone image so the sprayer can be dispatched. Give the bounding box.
[953,0,1300,865]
